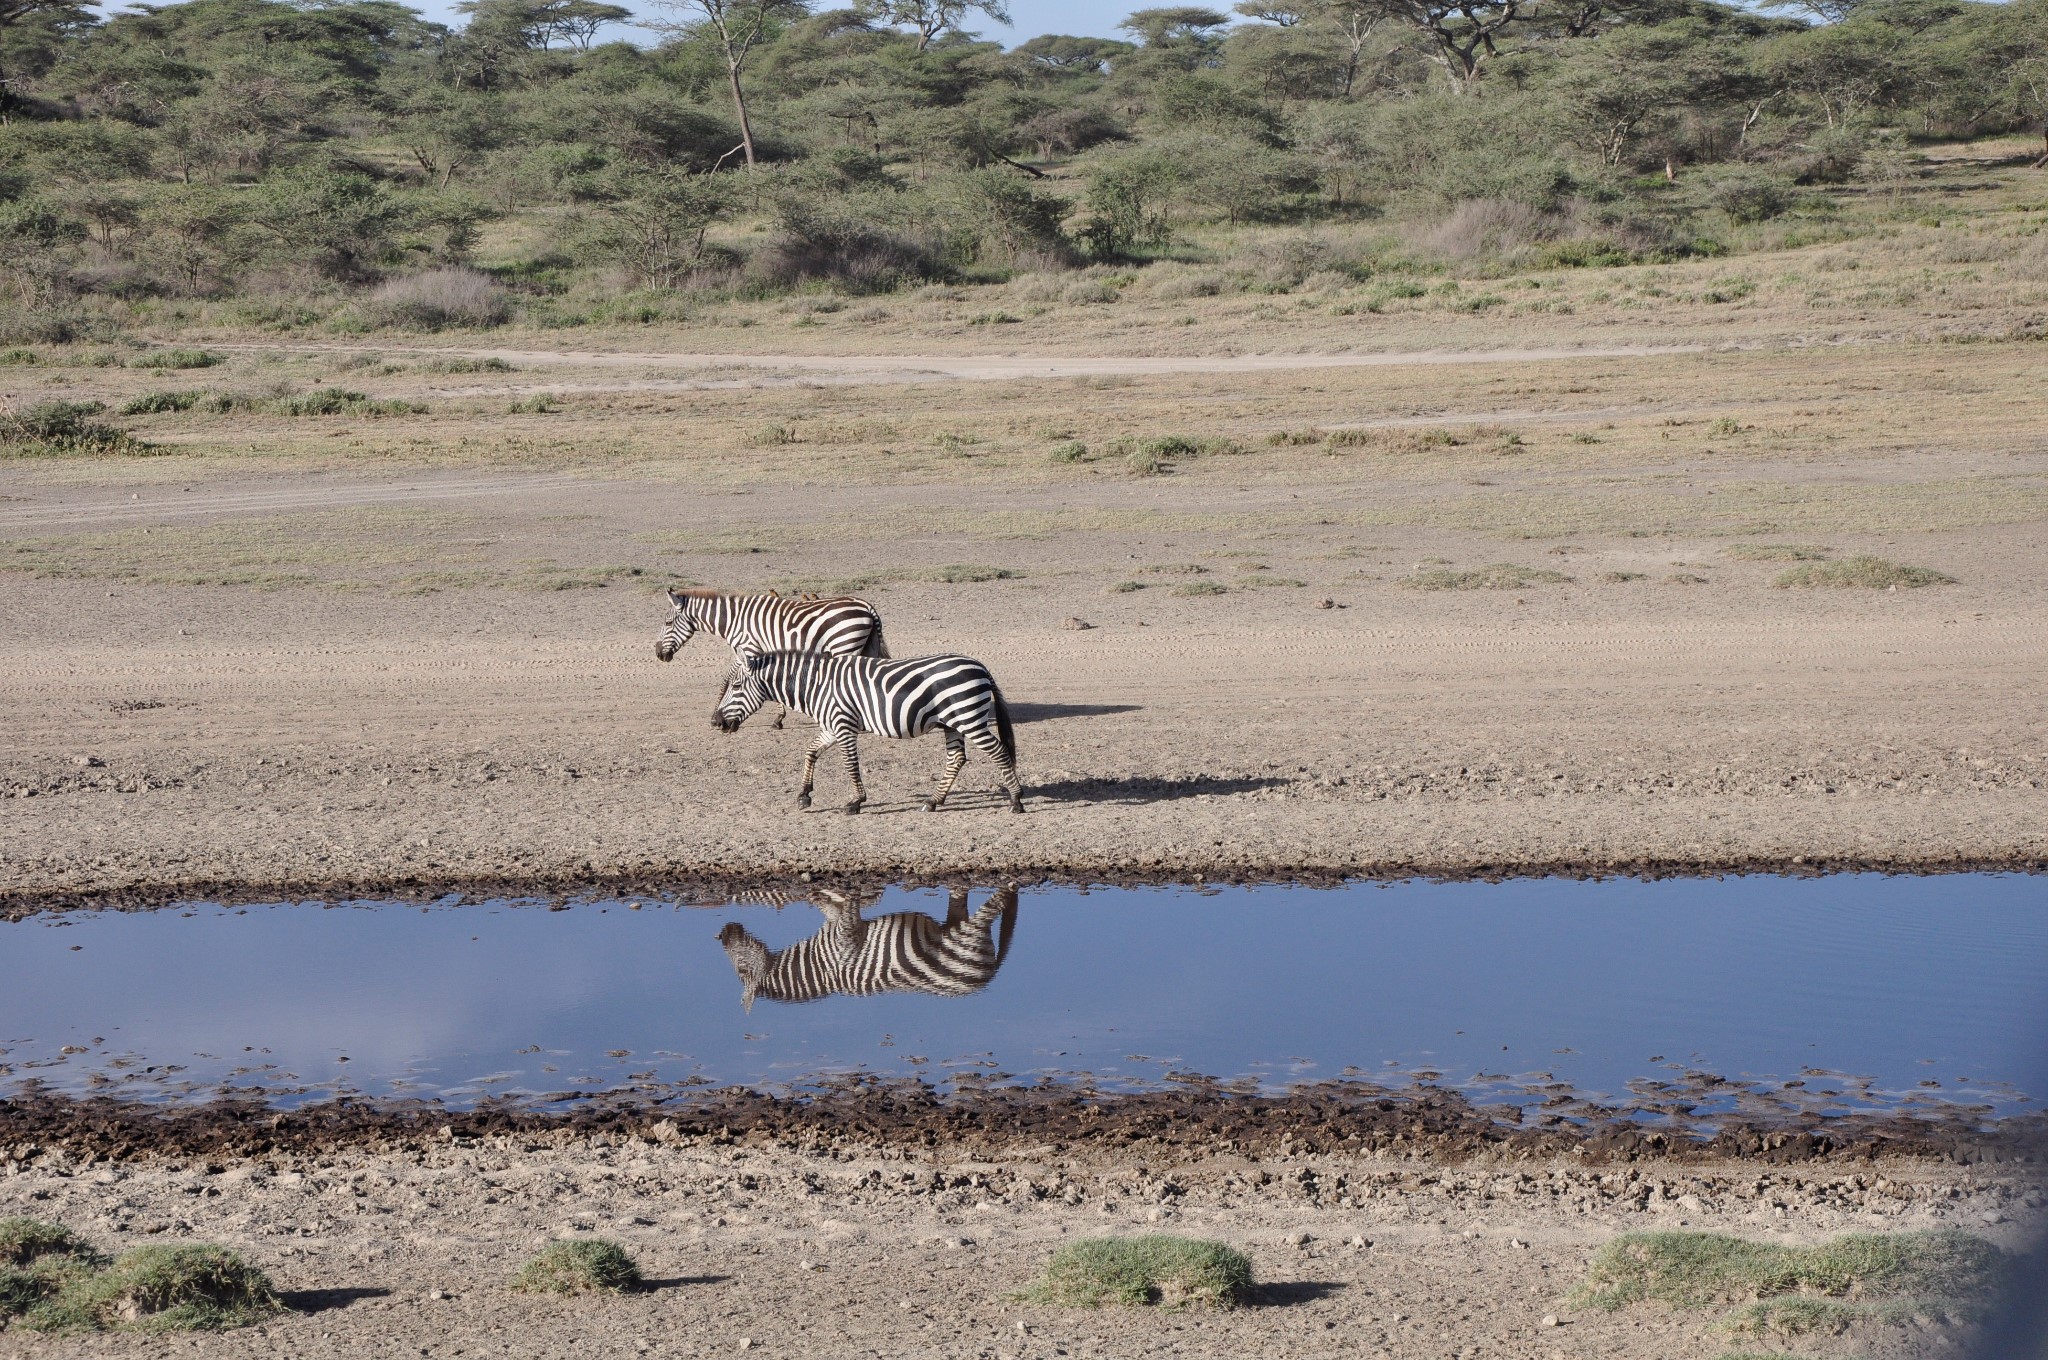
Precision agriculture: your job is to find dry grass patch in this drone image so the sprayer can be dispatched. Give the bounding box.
[1772,555,1954,588]
[512,1240,643,1296]
[1174,580,1229,596]
[1021,1237,1254,1310]
[1574,1230,2002,1338]
[1727,543,1831,561]
[1401,563,1571,590]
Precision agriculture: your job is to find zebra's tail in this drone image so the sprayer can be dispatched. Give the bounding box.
[991,683,1017,773]
[863,616,890,659]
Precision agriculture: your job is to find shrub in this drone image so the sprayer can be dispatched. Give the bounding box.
[362,268,510,330]
[1727,543,1829,561]
[509,393,559,413]
[1049,440,1089,462]
[421,356,515,373]
[1401,564,1571,590]
[119,391,202,415]
[272,388,425,417]
[1773,556,1953,589]
[1174,580,1227,596]
[1703,170,1795,224]
[1022,1237,1254,1309]
[129,348,223,370]
[28,1244,285,1333]
[0,400,136,455]
[0,347,38,365]
[1424,199,1555,260]
[513,1240,643,1295]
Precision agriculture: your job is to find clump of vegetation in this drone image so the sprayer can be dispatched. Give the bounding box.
[910,564,1021,583]
[0,401,139,456]
[1108,580,1145,592]
[508,393,560,414]
[512,1240,643,1296]
[1727,544,1831,561]
[1235,574,1307,588]
[748,423,797,447]
[6,1234,284,1334]
[1773,556,1954,589]
[271,388,424,417]
[1401,563,1571,590]
[118,391,202,415]
[129,349,223,370]
[1049,440,1089,463]
[1599,570,1647,582]
[0,348,39,365]
[421,356,515,374]
[1573,1230,2003,1315]
[1175,580,1228,596]
[1022,1237,1254,1310]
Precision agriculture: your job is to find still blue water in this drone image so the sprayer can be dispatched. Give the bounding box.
[1,874,2042,1118]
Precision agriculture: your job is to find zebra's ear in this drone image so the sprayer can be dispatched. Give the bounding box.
[666,587,685,608]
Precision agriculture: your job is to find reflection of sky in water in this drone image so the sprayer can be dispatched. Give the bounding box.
[1,874,2044,1117]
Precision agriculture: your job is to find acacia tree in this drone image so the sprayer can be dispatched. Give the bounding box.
[1237,0,1399,97]
[855,0,1011,52]
[650,0,807,165]
[1388,0,1527,93]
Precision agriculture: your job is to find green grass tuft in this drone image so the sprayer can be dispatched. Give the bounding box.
[508,393,560,414]
[1574,1230,2003,1313]
[0,401,140,457]
[1773,555,1954,589]
[1,1219,107,1270]
[513,1240,643,1295]
[25,1243,285,1333]
[1049,440,1089,463]
[1401,563,1571,591]
[272,388,425,417]
[1022,1236,1254,1310]
[118,391,203,416]
[1174,580,1228,596]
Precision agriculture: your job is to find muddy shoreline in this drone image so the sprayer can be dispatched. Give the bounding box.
[4,855,2044,920]
[6,1082,2042,1170]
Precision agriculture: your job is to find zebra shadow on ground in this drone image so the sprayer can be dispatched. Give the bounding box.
[1027,774,1292,805]
[1006,702,1142,723]
[719,886,1019,1012]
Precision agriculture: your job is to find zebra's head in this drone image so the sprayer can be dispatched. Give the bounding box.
[718,921,770,1013]
[655,588,697,662]
[713,657,770,733]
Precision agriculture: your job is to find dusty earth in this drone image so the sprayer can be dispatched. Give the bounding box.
[4,409,2046,903]
[1,1111,2042,1360]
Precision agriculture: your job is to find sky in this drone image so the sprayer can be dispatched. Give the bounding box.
[402,0,1139,44]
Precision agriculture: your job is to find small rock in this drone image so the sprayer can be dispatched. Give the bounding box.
[1508,1238,1528,1249]
[738,1339,753,1352]
[1315,598,1335,609]
[1980,1210,2007,1225]
[1540,1314,1560,1328]
[799,1259,822,1271]
[72,755,104,768]
[1287,1231,1312,1246]
[1349,1235,1370,1249]
[426,1289,451,1302]
[1014,1322,1029,1335]
[1062,616,1094,631]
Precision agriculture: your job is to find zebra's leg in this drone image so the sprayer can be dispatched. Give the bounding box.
[966,725,1026,814]
[798,735,831,809]
[837,731,865,814]
[925,729,968,812]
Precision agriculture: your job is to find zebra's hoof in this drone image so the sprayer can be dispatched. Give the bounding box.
[771,717,785,730]
[842,802,863,815]
[923,798,943,812]
[1009,799,1026,814]
[795,793,812,810]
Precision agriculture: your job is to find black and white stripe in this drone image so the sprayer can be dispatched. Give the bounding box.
[714,651,1025,814]
[718,886,1020,1011]
[657,588,887,727]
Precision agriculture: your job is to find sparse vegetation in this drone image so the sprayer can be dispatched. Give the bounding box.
[1574,1230,2004,1323]
[1727,544,1831,561]
[1402,564,1572,590]
[0,401,138,457]
[1022,1237,1254,1310]
[1773,556,1955,589]
[2,1232,285,1335]
[129,349,223,370]
[513,1240,643,1296]
[1175,580,1228,596]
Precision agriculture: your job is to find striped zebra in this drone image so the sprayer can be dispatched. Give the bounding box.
[655,588,888,729]
[718,885,1020,1011]
[713,651,1024,814]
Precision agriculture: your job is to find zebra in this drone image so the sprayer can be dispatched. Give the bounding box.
[655,587,888,729]
[718,885,1020,1011]
[713,651,1025,814]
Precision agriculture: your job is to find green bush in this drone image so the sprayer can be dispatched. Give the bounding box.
[22,1242,283,1333]
[130,348,224,370]
[0,1218,106,1270]
[119,391,202,415]
[0,401,137,456]
[1022,1236,1254,1309]
[513,1240,643,1295]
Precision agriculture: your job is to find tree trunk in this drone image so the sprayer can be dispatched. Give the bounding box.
[726,61,757,165]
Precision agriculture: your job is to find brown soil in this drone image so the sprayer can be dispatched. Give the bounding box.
[0,1092,2038,1359]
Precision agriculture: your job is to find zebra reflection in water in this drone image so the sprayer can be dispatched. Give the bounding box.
[718,885,1019,1012]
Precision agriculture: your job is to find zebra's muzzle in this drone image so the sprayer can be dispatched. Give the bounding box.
[715,716,741,733]
[655,640,676,661]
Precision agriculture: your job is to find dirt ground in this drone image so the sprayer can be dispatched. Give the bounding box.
[1,1123,2040,1360]
[4,332,2047,901]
